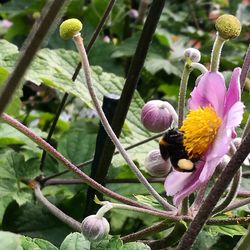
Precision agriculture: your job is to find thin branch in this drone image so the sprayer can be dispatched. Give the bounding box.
[0,0,69,116]
[240,44,250,90]
[42,132,162,182]
[176,130,250,250]
[1,113,167,212]
[223,197,250,212]
[33,182,82,231]
[213,168,242,215]
[43,178,165,186]
[121,221,170,242]
[40,0,117,172]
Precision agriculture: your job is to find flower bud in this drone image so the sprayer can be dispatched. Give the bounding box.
[184,48,201,63]
[141,100,173,133]
[128,9,139,19]
[215,14,241,39]
[81,215,110,241]
[145,149,171,177]
[59,18,83,40]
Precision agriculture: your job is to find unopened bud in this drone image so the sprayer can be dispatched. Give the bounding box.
[184,48,201,63]
[145,149,171,177]
[59,18,83,40]
[81,215,110,241]
[215,14,241,39]
[141,100,173,133]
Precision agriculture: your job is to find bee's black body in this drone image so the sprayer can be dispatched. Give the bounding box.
[159,128,196,172]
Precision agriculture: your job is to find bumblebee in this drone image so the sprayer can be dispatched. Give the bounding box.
[159,128,197,172]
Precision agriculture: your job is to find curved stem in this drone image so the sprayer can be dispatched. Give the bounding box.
[210,33,226,72]
[72,34,175,211]
[240,44,250,90]
[190,181,208,212]
[39,0,117,172]
[212,168,242,215]
[100,201,188,221]
[121,221,169,242]
[177,63,192,128]
[191,62,208,74]
[33,182,82,231]
[242,115,250,139]
[223,197,250,213]
[1,113,167,212]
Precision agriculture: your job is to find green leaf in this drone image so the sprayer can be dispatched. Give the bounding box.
[0,231,22,250]
[21,236,58,250]
[122,242,151,250]
[91,236,123,250]
[60,233,90,250]
[134,195,162,209]
[206,224,247,237]
[57,120,98,165]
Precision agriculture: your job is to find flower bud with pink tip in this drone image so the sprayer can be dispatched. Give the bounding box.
[141,100,174,133]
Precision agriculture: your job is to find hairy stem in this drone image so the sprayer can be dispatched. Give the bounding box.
[33,182,81,231]
[121,221,170,242]
[210,33,226,72]
[177,63,192,128]
[240,44,250,90]
[72,34,175,211]
[40,0,117,172]
[223,197,250,212]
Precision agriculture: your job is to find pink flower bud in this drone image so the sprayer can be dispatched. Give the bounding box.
[81,215,110,241]
[145,149,171,177]
[184,48,201,63]
[141,100,173,133]
[128,9,139,19]
[103,36,111,43]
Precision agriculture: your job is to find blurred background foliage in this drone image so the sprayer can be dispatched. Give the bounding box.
[0,0,250,248]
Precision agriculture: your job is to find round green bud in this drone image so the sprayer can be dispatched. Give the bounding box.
[59,18,83,40]
[215,14,241,39]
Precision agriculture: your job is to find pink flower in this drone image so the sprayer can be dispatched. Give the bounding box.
[164,68,244,206]
[2,20,12,28]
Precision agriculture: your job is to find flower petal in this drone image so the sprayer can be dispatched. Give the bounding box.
[224,68,241,116]
[164,170,193,196]
[165,162,205,206]
[188,72,226,117]
[225,101,244,129]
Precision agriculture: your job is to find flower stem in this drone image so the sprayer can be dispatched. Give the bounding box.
[212,168,242,215]
[178,63,192,128]
[100,201,188,221]
[96,203,113,218]
[190,181,208,212]
[240,44,250,90]
[223,197,250,212]
[33,182,82,231]
[121,221,169,242]
[191,62,208,74]
[39,0,117,172]
[72,34,176,211]
[210,33,226,72]
[1,113,164,211]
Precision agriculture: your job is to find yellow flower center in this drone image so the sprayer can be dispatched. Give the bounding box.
[180,106,222,159]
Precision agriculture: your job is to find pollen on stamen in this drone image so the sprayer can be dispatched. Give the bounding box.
[180,106,222,159]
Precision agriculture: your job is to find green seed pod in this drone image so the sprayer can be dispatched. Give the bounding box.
[59,18,83,40]
[215,14,241,39]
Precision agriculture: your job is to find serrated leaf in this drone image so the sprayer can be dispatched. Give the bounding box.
[123,242,151,250]
[0,231,22,250]
[134,195,162,209]
[60,233,90,250]
[91,236,123,250]
[0,39,158,171]
[21,236,58,250]
[57,120,97,165]
[206,224,247,237]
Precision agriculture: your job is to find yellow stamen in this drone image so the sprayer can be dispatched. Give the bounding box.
[180,106,222,159]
